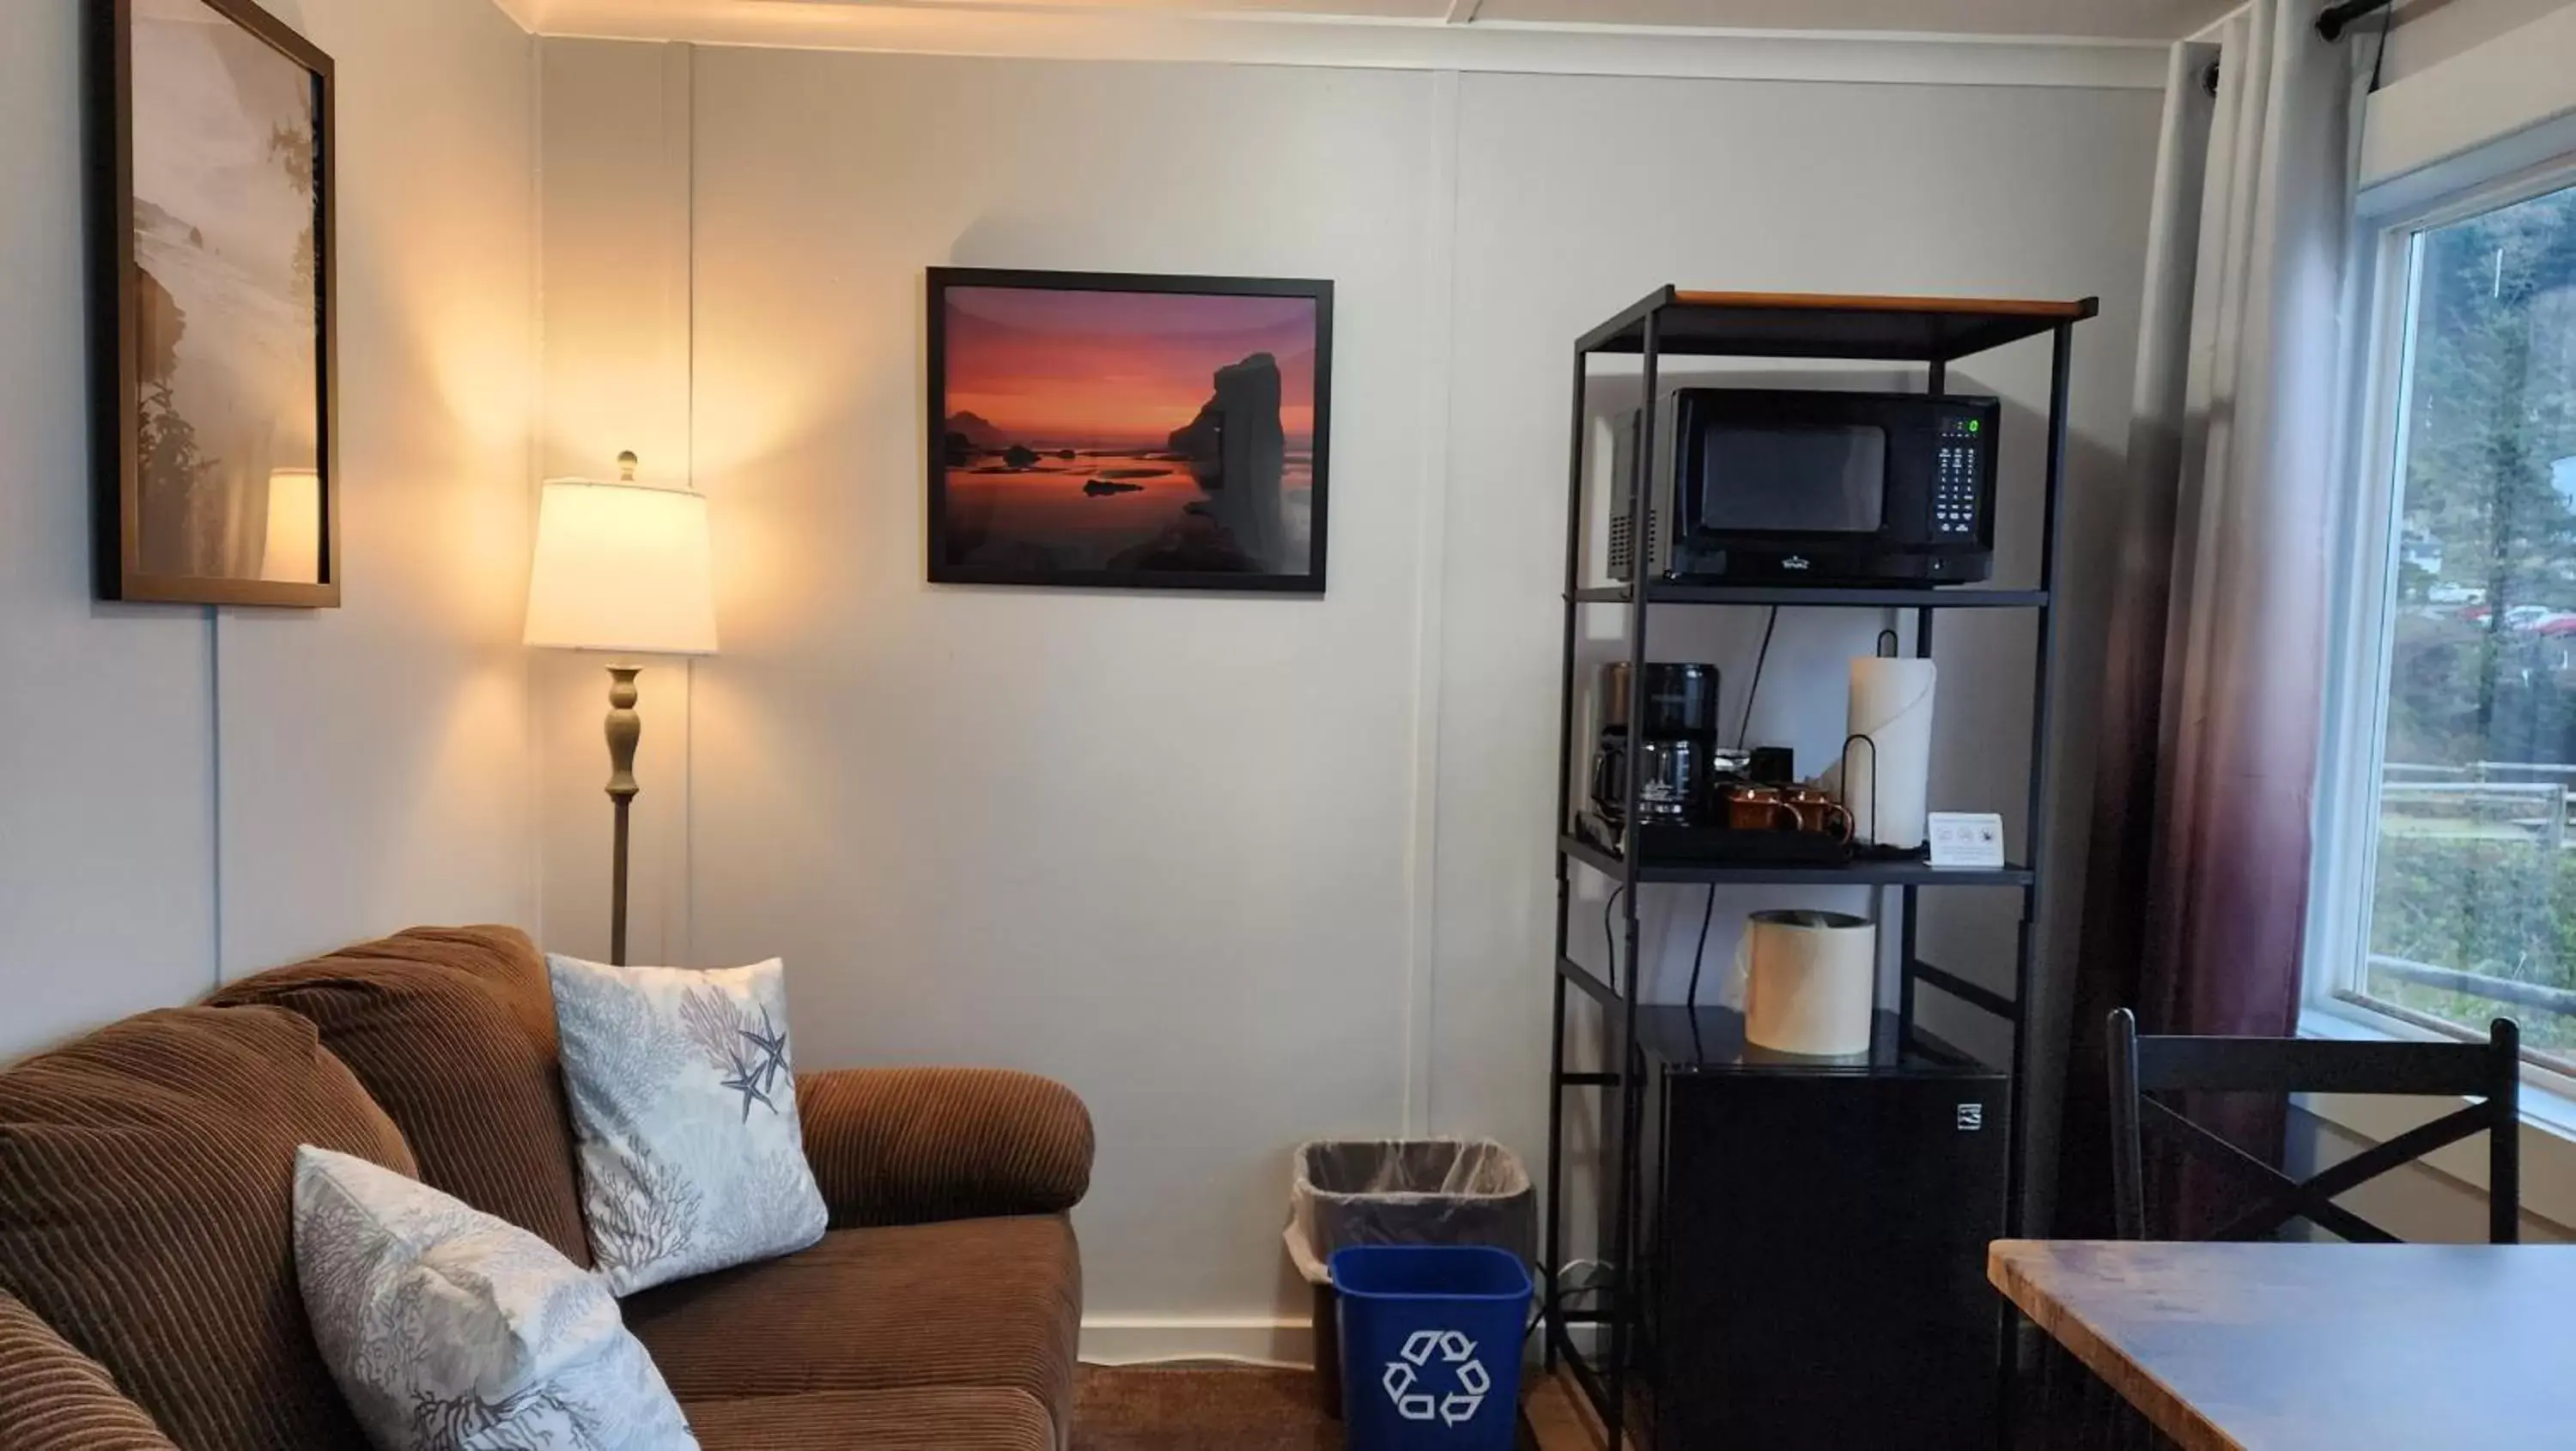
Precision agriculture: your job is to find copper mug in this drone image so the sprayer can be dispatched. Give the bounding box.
[1722,785,1801,832]
[1780,786,1856,842]
[1724,784,1856,839]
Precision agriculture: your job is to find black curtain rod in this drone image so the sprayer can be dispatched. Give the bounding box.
[2318,0,2397,42]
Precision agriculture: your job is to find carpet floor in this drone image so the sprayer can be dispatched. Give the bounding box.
[1073,1366,1340,1451]
[1073,1366,1541,1451]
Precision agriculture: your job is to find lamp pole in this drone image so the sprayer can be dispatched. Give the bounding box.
[605,664,643,967]
[603,447,646,967]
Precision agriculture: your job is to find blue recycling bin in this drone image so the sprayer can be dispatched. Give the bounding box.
[1331,1244,1533,1451]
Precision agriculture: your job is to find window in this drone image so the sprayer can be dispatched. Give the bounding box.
[2319,173,2576,1082]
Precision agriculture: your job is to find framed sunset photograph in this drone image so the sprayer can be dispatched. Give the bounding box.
[926,268,1332,592]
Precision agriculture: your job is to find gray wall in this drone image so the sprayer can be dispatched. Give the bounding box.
[534,40,2165,1348]
[0,0,540,1059]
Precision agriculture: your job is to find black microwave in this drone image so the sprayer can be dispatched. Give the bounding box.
[1610,388,1998,587]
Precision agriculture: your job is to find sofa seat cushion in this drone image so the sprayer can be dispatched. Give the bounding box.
[0,1006,416,1451]
[686,1387,1054,1450]
[210,934,593,1267]
[624,1216,1078,1424]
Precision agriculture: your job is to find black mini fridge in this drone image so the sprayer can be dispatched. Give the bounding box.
[1609,1005,2009,1449]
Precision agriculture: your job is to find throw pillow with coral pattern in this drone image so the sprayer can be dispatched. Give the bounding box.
[548,955,827,1295]
[293,1145,698,1450]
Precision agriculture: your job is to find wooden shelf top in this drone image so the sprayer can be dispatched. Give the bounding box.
[1579,286,2099,361]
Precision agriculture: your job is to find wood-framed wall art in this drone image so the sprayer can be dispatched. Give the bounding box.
[88,0,339,607]
[927,267,1334,593]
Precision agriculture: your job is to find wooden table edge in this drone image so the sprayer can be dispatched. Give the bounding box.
[1987,1241,2248,1451]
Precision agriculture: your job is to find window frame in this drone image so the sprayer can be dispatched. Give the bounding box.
[2305,145,2576,1108]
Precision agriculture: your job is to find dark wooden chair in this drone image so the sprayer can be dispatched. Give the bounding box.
[2106,1007,2522,1244]
[2020,1010,2524,1449]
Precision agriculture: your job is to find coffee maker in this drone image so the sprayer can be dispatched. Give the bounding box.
[1589,662,1721,831]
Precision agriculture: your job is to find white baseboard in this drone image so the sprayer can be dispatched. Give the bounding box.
[1079,1316,1315,1369]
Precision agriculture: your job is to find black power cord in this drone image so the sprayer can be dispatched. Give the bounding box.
[1604,881,1716,1009]
[1683,884,1718,1010]
[1736,606,1780,750]
[1602,884,1627,994]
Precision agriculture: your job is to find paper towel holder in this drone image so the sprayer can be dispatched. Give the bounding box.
[1842,731,1882,847]
[1841,727,1935,862]
[1846,628,1900,834]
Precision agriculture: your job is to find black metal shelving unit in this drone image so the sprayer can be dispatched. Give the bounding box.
[1543,287,2098,1446]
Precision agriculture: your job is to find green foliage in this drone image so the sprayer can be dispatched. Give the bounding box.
[2386,185,2576,756]
[2366,835,2576,1053]
[2369,835,2576,982]
[2360,182,2576,1059]
[2388,616,2576,764]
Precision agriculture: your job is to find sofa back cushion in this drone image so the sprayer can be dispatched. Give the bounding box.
[0,1006,416,1451]
[302,924,567,1058]
[0,1289,178,1451]
[210,927,592,1266]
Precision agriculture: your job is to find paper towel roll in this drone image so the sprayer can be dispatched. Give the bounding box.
[1844,656,1938,851]
[1735,909,1877,1057]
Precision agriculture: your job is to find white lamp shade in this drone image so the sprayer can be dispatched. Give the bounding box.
[524,478,720,655]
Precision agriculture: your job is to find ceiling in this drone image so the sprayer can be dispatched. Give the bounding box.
[769,0,2243,41]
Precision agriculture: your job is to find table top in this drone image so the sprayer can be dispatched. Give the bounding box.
[1989,1240,2576,1451]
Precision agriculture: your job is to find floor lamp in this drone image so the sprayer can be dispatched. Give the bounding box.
[524,453,720,966]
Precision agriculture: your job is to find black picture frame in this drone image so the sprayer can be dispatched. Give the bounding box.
[88,0,340,608]
[926,267,1334,594]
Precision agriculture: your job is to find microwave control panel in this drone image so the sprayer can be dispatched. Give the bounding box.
[1934,416,1985,538]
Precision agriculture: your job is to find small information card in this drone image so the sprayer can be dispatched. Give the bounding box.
[1926,812,2008,870]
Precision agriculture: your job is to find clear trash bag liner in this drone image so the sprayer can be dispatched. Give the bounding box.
[1284,1138,1535,1286]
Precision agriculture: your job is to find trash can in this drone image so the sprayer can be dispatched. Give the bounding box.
[1284,1139,1534,1418]
[1331,1244,1533,1451]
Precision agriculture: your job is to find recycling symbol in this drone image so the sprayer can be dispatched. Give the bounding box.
[1381,1329,1490,1427]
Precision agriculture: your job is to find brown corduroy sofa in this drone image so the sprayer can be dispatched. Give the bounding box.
[0,926,1094,1451]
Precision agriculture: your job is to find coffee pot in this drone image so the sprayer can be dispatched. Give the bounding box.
[1594,736,1705,827]
[1589,663,1720,827]
[1599,661,1721,740]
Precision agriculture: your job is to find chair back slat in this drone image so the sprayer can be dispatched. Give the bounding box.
[2138,1099,2400,1244]
[2130,1035,2496,1097]
[2105,1009,2521,1244]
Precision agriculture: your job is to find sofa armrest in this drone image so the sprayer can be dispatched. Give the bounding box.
[798,1067,1094,1228]
[0,1292,179,1451]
